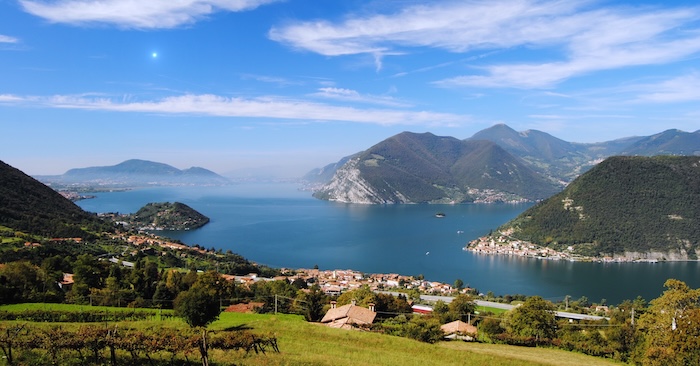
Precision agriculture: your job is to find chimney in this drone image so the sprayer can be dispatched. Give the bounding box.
[369,303,375,312]
[330,300,337,309]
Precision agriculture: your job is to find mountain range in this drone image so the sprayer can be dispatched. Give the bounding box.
[37,159,230,187]
[502,155,700,260]
[309,124,700,204]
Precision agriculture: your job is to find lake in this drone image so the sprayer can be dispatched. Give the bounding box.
[76,183,700,304]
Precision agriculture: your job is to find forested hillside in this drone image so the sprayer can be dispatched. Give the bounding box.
[506,156,700,258]
[0,160,109,239]
[124,202,210,230]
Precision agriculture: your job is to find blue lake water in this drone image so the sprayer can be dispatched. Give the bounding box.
[76,184,700,305]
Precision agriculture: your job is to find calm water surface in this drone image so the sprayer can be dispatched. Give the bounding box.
[77,184,700,304]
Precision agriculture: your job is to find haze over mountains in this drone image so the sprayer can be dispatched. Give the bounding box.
[37,159,230,187]
[308,124,700,204]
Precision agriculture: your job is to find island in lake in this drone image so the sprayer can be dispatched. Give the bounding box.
[112,202,210,231]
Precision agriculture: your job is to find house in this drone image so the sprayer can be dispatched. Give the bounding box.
[412,304,433,315]
[58,273,74,291]
[320,301,376,330]
[441,320,478,341]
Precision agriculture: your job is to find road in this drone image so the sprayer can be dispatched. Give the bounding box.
[384,292,609,321]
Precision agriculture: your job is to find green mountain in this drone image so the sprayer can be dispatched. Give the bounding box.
[504,156,700,259]
[313,132,561,203]
[123,202,210,230]
[38,159,230,187]
[0,160,108,238]
[468,124,647,183]
[621,129,700,156]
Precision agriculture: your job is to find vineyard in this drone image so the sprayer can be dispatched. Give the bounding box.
[0,323,278,365]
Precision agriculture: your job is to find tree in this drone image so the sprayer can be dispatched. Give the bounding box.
[174,285,221,328]
[432,300,452,323]
[296,284,327,322]
[449,294,476,322]
[639,279,700,366]
[505,296,557,341]
[336,286,376,307]
[174,285,221,366]
[453,279,464,291]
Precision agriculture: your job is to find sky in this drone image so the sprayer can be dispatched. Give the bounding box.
[1,0,700,178]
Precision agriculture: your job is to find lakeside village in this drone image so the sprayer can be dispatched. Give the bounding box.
[465,228,659,263]
[77,231,461,297]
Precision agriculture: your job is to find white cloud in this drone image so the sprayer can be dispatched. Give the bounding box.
[3,93,467,126]
[635,73,700,103]
[311,87,412,108]
[269,0,583,55]
[270,0,700,88]
[0,35,19,43]
[0,94,25,102]
[20,0,280,29]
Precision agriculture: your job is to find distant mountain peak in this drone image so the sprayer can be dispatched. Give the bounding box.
[48,159,230,187]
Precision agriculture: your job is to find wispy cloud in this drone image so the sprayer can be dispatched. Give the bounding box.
[310,87,412,108]
[634,73,700,103]
[20,0,280,29]
[239,73,303,87]
[0,35,19,43]
[1,93,467,126]
[270,0,700,89]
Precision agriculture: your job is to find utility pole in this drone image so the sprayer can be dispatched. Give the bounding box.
[275,294,278,314]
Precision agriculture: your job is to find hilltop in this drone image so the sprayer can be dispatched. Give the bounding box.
[313,132,561,204]
[0,160,109,239]
[493,156,700,260]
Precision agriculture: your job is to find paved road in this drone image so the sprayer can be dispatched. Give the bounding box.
[384,292,609,321]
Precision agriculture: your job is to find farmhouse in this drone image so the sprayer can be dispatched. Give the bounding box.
[320,301,376,330]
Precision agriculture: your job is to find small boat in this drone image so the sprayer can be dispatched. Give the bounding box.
[425,251,430,255]
[435,212,446,218]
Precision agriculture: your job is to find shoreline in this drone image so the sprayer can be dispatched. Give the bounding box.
[465,229,698,263]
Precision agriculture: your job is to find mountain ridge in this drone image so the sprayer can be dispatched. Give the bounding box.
[313,132,561,204]
[39,159,230,187]
[309,124,699,204]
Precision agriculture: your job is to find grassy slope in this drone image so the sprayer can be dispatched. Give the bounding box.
[0,305,619,366]
[207,313,618,366]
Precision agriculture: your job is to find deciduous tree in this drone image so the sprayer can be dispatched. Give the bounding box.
[505,296,557,341]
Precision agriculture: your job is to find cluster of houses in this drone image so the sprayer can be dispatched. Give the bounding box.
[465,229,573,260]
[284,268,462,296]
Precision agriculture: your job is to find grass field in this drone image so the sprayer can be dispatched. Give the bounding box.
[0,305,621,366]
[204,312,620,366]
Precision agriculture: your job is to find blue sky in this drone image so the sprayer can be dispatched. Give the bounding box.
[1,0,699,177]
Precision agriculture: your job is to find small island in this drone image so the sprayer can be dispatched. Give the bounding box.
[118,202,210,231]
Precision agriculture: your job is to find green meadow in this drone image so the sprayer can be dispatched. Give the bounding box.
[0,304,619,366]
